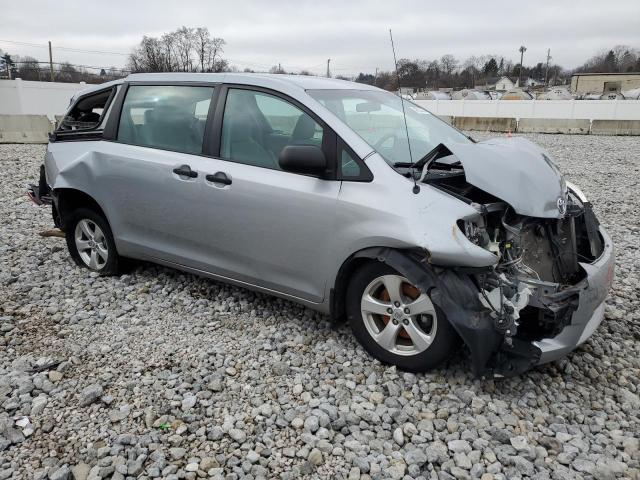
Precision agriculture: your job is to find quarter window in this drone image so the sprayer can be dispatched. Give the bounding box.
[340,149,361,177]
[58,87,115,132]
[117,85,214,155]
[220,89,324,170]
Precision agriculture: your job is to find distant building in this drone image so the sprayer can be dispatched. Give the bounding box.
[474,76,515,91]
[475,76,539,92]
[495,76,518,91]
[521,77,545,88]
[571,72,640,95]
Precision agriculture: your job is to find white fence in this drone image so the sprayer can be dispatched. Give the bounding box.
[0,79,88,120]
[414,99,640,120]
[2,79,640,122]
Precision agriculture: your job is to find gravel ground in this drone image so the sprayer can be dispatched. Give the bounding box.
[0,134,639,480]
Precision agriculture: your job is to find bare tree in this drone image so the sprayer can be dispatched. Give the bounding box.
[194,27,226,72]
[440,54,458,76]
[269,64,286,74]
[129,36,172,72]
[128,26,227,73]
[171,27,196,71]
[17,56,43,80]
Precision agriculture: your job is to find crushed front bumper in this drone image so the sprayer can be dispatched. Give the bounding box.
[534,226,615,364]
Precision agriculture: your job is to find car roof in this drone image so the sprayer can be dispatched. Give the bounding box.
[124,72,381,92]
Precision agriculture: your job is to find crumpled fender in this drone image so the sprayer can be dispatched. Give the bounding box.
[353,247,541,377]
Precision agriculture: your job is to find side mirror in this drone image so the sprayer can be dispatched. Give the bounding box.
[279,145,327,176]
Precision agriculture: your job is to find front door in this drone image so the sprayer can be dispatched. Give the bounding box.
[190,87,340,302]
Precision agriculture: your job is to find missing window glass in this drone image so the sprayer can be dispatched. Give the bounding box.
[58,88,115,132]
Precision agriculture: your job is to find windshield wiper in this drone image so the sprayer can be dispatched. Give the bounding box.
[392,162,416,168]
[393,143,450,169]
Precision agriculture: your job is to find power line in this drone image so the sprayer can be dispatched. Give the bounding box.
[0,39,130,56]
[2,38,373,76]
[12,60,130,72]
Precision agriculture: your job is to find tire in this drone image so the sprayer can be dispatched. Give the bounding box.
[65,207,120,276]
[346,262,459,372]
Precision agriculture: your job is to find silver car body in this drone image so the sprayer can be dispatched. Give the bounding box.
[40,73,614,376]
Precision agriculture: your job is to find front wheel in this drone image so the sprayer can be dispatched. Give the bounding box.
[346,262,459,372]
[65,208,120,275]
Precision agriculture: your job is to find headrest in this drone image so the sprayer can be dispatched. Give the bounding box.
[292,114,316,140]
[226,114,258,143]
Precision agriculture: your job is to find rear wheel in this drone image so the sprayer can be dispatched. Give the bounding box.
[346,262,458,372]
[65,208,120,275]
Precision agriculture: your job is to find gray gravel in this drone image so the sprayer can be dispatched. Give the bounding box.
[1,133,639,480]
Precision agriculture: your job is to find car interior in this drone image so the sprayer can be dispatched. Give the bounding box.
[59,88,113,131]
[220,89,322,170]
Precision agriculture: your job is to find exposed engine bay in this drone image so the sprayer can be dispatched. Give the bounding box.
[419,144,606,376]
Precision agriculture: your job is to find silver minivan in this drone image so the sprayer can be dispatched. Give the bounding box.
[29,73,614,377]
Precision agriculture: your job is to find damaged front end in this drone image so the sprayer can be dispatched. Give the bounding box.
[455,195,605,376]
[411,139,614,377]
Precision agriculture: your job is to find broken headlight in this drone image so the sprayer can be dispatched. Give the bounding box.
[458,219,490,247]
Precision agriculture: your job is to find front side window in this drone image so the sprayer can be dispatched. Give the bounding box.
[117,85,214,155]
[220,89,324,170]
[308,89,471,168]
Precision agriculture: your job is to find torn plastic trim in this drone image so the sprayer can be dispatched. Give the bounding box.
[352,247,541,377]
[27,165,52,206]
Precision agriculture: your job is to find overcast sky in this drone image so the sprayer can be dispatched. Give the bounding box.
[1,0,639,76]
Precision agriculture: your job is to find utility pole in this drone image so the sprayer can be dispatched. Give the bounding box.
[518,45,527,87]
[326,58,331,78]
[544,48,552,86]
[48,41,54,82]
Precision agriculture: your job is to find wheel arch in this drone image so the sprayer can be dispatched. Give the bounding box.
[53,188,109,231]
[330,246,429,323]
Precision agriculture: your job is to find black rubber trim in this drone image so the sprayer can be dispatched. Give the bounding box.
[208,84,228,158]
[103,83,129,141]
[202,87,222,157]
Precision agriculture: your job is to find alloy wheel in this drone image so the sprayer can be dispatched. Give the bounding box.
[74,219,108,270]
[360,274,438,356]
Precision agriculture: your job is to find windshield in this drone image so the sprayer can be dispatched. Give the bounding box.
[307,89,471,167]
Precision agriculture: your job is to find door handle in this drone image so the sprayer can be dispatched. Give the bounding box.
[206,172,232,185]
[173,165,198,178]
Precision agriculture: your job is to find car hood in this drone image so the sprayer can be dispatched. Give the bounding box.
[444,137,566,218]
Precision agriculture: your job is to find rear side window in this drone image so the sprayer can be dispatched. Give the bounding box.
[58,88,115,132]
[117,85,215,155]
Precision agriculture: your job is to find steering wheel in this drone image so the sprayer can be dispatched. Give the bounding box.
[373,133,397,150]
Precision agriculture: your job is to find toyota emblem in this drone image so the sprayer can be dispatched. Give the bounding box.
[557,196,567,216]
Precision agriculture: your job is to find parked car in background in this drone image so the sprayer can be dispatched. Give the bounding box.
[28,73,614,377]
